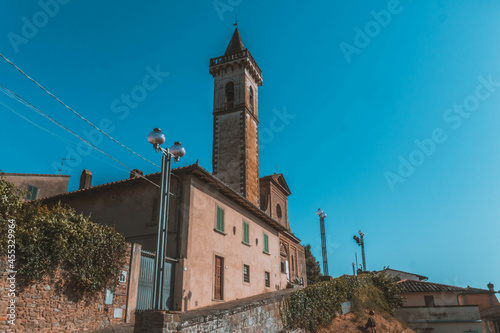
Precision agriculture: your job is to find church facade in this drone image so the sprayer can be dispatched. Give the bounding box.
[41,28,306,312]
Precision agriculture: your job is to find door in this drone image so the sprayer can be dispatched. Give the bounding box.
[214,256,223,300]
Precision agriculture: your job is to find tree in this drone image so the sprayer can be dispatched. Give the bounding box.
[304,244,322,284]
[0,176,127,299]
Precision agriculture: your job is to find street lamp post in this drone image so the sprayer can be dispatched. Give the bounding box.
[147,128,186,310]
[316,208,329,277]
[353,230,366,272]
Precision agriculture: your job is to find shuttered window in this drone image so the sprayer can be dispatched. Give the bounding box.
[263,233,269,254]
[26,185,39,200]
[243,222,249,244]
[216,207,224,232]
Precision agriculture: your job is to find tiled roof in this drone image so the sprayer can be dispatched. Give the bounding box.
[1,172,70,178]
[397,279,465,293]
[374,268,428,281]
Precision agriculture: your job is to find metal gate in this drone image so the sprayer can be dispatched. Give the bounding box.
[136,250,175,311]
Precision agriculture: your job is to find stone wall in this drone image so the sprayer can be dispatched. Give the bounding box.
[0,243,141,332]
[135,289,305,333]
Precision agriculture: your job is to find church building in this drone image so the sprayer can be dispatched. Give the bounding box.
[41,28,306,312]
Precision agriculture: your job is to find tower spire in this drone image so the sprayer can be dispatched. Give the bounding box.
[224,27,245,56]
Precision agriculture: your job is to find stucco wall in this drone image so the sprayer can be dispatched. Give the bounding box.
[3,173,70,199]
[182,177,281,311]
[402,292,459,307]
[459,293,500,311]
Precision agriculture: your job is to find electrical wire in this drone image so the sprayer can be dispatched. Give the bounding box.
[0,99,130,174]
[0,52,160,169]
[0,84,160,188]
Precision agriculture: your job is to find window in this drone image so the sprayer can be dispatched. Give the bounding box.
[292,255,295,271]
[424,295,435,307]
[216,207,224,232]
[225,81,234,107]
[249,86,254,110]
[265,271,270,287]
[243,222,249,244]
[26,185,39,200]
[263,233,269,254]
[243,264,250,283]
[276,204,282,219]
[280,260,286,273]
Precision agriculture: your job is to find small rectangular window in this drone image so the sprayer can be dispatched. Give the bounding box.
[424,295,435,307]
[265,271,270,287]
[243,264,250,283]
[280,261,286,273]
[263,233,269,253]
[243,222,249,244]
[216,207,225,232]
[26,185,39,200]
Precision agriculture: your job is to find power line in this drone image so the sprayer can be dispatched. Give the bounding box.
[0,83,160,188]
[0,52,160,169]
[0,99,130,174]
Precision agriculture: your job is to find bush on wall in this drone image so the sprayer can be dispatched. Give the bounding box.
[280,272,402,332]
[0,176,127,298]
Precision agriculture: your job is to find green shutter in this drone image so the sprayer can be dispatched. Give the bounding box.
[264,234,269,253]
[26,185,39,200]
[243,222,249,244]
[216,207,224,232]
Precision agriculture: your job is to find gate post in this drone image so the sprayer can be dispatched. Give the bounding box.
[126,243,142,323]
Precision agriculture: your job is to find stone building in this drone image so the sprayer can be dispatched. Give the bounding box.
[41,28,306,312]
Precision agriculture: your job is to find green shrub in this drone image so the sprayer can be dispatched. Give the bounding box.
[280,272,402,332]
[0,177,127,299]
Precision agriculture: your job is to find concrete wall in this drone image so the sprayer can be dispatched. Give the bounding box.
[3,173,70,199]
[181,176,281,311]
[0,243,141,332]
[395,306,483,333]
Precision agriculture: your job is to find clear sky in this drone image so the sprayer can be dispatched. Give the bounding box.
[1,0,500,291]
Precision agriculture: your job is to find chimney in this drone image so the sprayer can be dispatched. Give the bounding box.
[488,282,494,292]
[79,169,92,190]
[130,169,143,179]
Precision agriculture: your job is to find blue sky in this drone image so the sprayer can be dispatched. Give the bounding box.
[1,0,500,291]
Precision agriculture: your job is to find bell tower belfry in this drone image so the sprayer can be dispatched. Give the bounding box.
[209,28,263,205]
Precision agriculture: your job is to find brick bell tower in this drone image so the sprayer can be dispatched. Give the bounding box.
[209,28,263,206]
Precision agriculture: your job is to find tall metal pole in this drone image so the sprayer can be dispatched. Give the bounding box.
[152,149,172,310]
[360,232,366,272]
[319,216,329,276]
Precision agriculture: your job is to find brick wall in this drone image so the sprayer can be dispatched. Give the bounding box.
[0,243,141,332]
[135,289,305,333]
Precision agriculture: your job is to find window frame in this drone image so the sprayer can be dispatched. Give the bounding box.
[265,271,270,288]
[243,264,250,283]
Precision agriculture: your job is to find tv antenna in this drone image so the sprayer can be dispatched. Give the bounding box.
[56,157,75,174]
